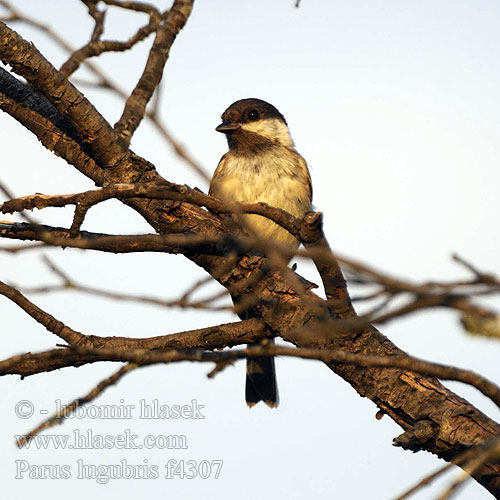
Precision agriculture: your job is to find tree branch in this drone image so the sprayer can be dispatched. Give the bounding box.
[0,67,104,183]
[0,280,85,345]
[114,0,194,143]
[2,15,500,496]
[59,4,162,77]
[16,362,138,448]
[7,344,500,445]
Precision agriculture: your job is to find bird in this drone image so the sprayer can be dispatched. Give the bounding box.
[209,98,312,408]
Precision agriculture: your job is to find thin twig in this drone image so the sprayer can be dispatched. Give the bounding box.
[16,363,138,447]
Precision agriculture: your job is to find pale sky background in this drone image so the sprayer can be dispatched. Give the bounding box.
[1,1,500,499]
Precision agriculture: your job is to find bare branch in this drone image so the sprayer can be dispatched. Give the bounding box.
[299,211,354,319]
[59,5,162,77]
[82,0,106,43]
[0,21,128,172]
[5,342,500,411]
[16,363,138,447]
[114,0,194,143]
[101,0,160,16]
[395,437,500,500]
[0,318,267,378]
[0,280,85,345]
[2,10,500,495]
[437,437,500,500]
[18,256,231,312]
[0,0,210,180]
[0,68,104,183]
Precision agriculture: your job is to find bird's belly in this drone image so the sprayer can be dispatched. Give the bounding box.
[221,166,310,245]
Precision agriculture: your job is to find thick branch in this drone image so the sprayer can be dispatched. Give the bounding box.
[0,21,128,171]
[0,67,104,183]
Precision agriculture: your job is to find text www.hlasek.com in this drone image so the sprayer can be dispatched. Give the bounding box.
[15,429,188,450]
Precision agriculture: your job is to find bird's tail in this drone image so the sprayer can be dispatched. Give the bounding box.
[245,339,279,408]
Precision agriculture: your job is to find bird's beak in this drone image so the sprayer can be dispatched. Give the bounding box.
[216,121,240,133]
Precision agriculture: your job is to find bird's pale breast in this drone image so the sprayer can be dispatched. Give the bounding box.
[210,147,311,246]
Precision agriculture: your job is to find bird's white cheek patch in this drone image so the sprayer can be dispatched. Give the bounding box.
[241,119,293,147]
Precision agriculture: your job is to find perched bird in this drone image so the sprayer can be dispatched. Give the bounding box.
[209,98,312,408]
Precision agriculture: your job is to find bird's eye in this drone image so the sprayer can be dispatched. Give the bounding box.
[248,110,259,121]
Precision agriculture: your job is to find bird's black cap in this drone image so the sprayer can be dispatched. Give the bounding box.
[217,98,287,133]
